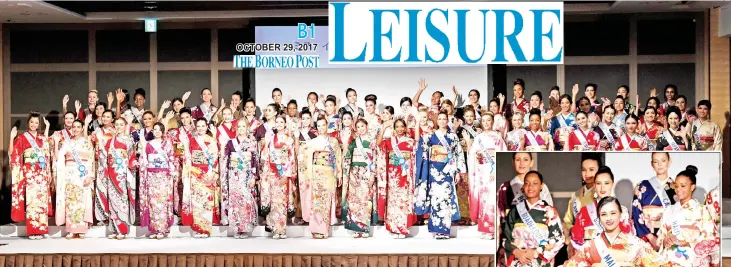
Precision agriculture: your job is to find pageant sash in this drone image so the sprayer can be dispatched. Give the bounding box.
[62,129,72,144]
[268,135,284,176]
[69,140,88,177]
[526,131,540,147]
[149,139,170,164]
[511,180,525,204]
[109,137,128,170]
[194,135,215,172]
[200,104,212,122]
[586,203,604,232]
[648,177,672,208]
[464,125,478,138]
[435,130,455,173]
[356,137,373,177]
[232,138,249,169]
[390,135,408,170]
[595,235,618,267]
[620,134,632,151]
[558,114,569,128]
[24,133,47,168]
[663,130,681,151]
[516,202,547,246]
[301,129,312,141]
[599,123,615,145]
[572,197,581,217]
[574,129,591,150]
[131,107,144,123]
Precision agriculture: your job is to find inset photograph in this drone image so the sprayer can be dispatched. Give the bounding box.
[495,152,721,267]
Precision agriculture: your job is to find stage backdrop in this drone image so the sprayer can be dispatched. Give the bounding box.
[254,26,489,115]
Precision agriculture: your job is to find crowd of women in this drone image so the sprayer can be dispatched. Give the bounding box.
[497,152,721,267]
[9,83,503,241]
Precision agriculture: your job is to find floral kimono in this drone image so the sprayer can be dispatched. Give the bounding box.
[613,112,628,130]
[220,136,260,234]
[655,129,689,151]
[705,187,721,266]
[167,126,190,216]
[102,135,137,235]
[11,132,53,235]
[343,136,378,234]
[509,98,530,117]
[181,133,219,235]
[658,199,718,266]
[456,124,480,223]
[376,135,417,235]
[548,113,576,150]
[327,113,341,138]
[191,103,218,123]
[640,121,663,150]
[564,232,666,267]
[565,128,600,151]
[497,176,554,223]
[50,128,73,182]
[92,128,115,223]
[570,201,634,250]
[259,133,296,235]
[139,138,176,234]
[216,122,237,225]
[691,120,722,151]
[467,131,505,237]
[593,122,621,151]
[614,133,646,151]
[632,177,676,242]
[414,130,466,235]
[523,130,552,151]
[299,136,341,235]
[502,200,564,267]
[505,129,525,151]
[564,186,595,235]
[55,137,95,234]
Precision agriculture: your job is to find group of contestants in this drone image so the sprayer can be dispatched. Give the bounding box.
[497,152,720,267]
[9,85,502,241]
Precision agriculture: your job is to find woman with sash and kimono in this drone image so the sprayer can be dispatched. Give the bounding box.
[191,88,218,123]
[564,111,600,151]
[343,118,378,238]
[656,106,689,151]
[569,166,634,256]
[363,94,382,140]
[489,98,508,137]
[505,112,525,151]
[498,152,554,223]
[10,113,52,240]
[614,114,647,151]
[456,106,480,226]
[380,106,396,138]
[324,96,341,138]
[259,114,296,239]
[100,117,137,239]
[51,111,77,185]
[138,122,176,239]
[339,88,365,119]
[294,108,318,225]
[467,112,505,240]
[502,171,564,267]
[613,96,629,130]
[220,120,260,239]
[523,109,554,151]
[215,107,237,227]
[658,165,718,266]
[594,105,622,151]
[181,118,219,238]
[56,119,95,239]
[375,118,417,239]
[632,152,675,251]
[92,110,116,226]
[243,98,260,133]
[690,100,722,151]
[508,79,530,118]
[168,107,193,221]
[300,116,342,239]
[548,94,576,151]
[639,106,664,150]
[564,155,601,254]
[564,196,665,267]
[414,111,466,240]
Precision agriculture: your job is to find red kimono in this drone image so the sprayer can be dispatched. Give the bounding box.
[376,136,418,235]
[614,133,645,151]
[565,128,600,151]
[11,132,53,235]
[570,201,633,250]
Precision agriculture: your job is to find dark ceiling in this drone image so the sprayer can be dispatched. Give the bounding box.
[47,1,329,15]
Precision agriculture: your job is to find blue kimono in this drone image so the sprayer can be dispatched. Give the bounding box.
[548,113,576,151]
[631,177,676,240]
[414,130,466,235]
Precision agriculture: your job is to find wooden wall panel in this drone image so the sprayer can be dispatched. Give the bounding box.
[710,8,730,198]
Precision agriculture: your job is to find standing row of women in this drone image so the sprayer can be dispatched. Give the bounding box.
[497,152,720,267]
[9,86,501,241]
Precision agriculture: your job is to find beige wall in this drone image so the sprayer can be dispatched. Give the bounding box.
[710,8,730,198]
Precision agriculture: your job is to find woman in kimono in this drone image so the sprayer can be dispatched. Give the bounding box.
[456,106,480,225]
[51,111,76,187]
[502,171,564,267]
[594,105,621,151]
[216,107,237,226]
[375,118,417,238]
[489,98,508,137]
[564,111,599,151]
[363,94,381,140]
[564,196,665,267]
[56,119,95,239]
[259,114,296,239]
[548,94,576,151]
[168,107,194,220]
[705,187,721,266]
[220,120,259,239]
[570,166,634,254]
[181,118,219,238]
[467,112,505,240]
[658,165,717,266]
[614,114,647,151]
[343,118,378,237]
[243,98,260,133]
[632,152,675,251]
[93,110,118,227]
[639,106,663,150]
[380,106,395,138]
[138,122,176,239]
[523,109,554,151]
[613,96,629,130]
[294,109,317,225]
[324,96,341,138]
[414,111,466,240]
[656,106,689,151]
[101,117,137,239]
[690,100,722,151]
[564,154,601,253]
[10,113,52,240]
[300,116,342,239]
[505,112,525,151]
[498,152,553,223]
[191,88,218,123]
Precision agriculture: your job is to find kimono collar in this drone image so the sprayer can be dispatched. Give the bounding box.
[525,199,543,210]
[679,198,699,209]
[510,175,524,186]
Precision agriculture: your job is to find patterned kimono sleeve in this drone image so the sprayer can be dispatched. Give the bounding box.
[452,133,467,175]
[563,192,578,232]
[374,141,388,221]
[283,138,296,178]
[497,183,510,222]
[95,135,107,183]
[541,184,554,206]
[251,141,260,180]
[502,207,519,255]
[413,135,430,215]
[538,206,565,262]
[637,236,666,267]
[126,140,138,204]
[343,140,355,180]
[695,208,719,261]
[631,183,652,239]
[712,124,722,151]
[333,138,343,182]
[563,241,592,267]
[208,137,220,174]
[9,137,24,222]
[138,142,148,185]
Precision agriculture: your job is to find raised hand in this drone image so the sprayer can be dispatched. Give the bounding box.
[182,91,191,102]
[74,100,82,114]
[208,124,217,135]
[650,88,657,97]
[601,97,611,107]
[62,95,70,107]
[115,88,125,102]
[43,117,50,128]
[452,85,458,95]
[165,111,175,122]
[571,84,579,96]
[107,92,114,104]
[497,93,505,103]
[635,95,640,108]
[161,100,171,111]
[220,98,226,108]
[10,126,17,139]
[84,113,93,125]
[418,78,428,91]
